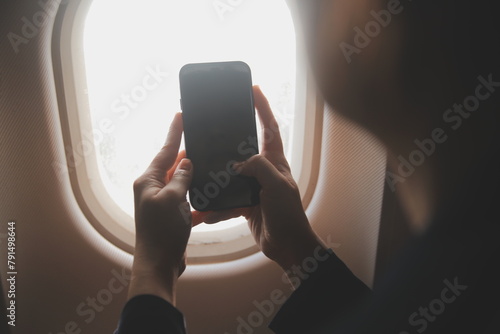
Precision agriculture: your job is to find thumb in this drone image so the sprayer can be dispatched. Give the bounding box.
[161,158,193,198]
[234,155,285,190]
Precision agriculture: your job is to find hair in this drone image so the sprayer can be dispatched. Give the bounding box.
[398,0,499,141]
[401,0,499,93]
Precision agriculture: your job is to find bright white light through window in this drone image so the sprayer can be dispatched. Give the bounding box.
[84,0,296,232]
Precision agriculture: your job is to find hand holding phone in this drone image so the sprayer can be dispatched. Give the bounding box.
[179,61,260,211]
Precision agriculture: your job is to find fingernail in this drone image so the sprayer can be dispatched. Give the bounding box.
[178,158,192,171]
[231,162,243,173]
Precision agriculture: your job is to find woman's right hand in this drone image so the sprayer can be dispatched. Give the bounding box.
[203,86,326,270]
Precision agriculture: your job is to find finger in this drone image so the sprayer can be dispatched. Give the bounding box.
[202,208,252,224]
[159,158,193,199]
[192,211,210,227]
[253,86,285,156]
[143,113,184,190]
[234,154,286,190]
[166,150,186,182]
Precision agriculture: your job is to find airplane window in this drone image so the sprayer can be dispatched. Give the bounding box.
[57,0,318,259]
[83,0,297,234]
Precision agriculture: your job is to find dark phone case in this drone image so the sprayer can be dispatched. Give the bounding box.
[179,61,260,211]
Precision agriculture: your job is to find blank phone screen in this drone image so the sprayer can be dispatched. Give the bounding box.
[180,62,260,211]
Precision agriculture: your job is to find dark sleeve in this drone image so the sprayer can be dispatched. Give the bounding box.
[114,295,186,334]
[269,249,372,334]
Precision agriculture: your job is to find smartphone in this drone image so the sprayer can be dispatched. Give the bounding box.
[179,61,260,211]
